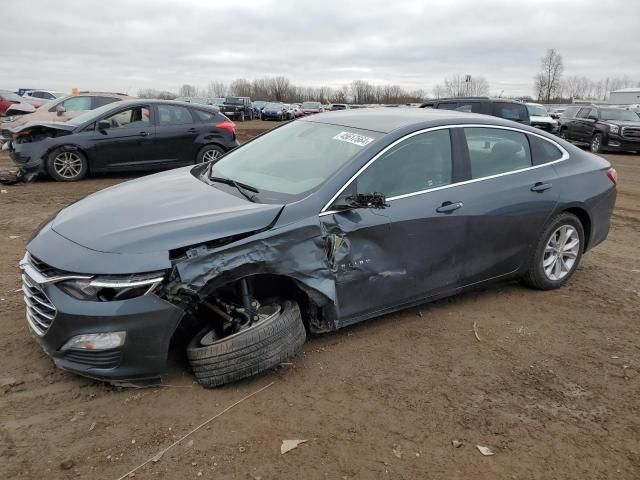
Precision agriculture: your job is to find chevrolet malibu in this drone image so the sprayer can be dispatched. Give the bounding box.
[20,109,617,387]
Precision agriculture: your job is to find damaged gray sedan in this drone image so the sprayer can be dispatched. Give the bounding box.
[21,108,617,387]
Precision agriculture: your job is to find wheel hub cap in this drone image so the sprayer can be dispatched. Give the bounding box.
[542,225,580,281]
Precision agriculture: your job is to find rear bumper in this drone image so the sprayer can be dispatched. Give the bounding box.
[586,186,617,252]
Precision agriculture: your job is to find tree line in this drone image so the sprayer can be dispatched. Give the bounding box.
[534,48,639,103]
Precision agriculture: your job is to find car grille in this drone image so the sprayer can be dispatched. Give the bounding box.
[621,127,640,140]
[63,348,123,369]
[22,270,57,336]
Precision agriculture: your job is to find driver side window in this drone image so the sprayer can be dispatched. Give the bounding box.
[357,129,452,198]
[103,106,150,129]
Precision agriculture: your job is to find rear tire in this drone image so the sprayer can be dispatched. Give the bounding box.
[239,111,245,122]
[196,144,225,164]
[522,213,584,290]
[187,300,306,388]
[46,148,88,182]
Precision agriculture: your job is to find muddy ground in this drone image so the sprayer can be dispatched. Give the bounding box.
[0,120,639,479]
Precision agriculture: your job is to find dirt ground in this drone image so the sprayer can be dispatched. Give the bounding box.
[0,120,639,479]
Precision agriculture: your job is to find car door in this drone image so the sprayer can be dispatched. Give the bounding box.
[571,108,591,141]
[454,126,560,285]
[153,104,200,165]
[321,128,467,322]
[88,104,157,170]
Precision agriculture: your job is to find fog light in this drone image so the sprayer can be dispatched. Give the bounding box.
[61,332,126,351]
[608,140,621,147]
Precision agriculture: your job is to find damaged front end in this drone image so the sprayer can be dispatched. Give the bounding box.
[7,122,75,175]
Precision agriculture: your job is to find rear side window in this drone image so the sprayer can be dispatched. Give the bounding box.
[437,102,459,110]
[93,96,121,108]
[464,128,532,179]
[157,105,194,125]
[492,103,528,122]
[51,96,92,112]
[455,102,483,114]
[193,109,216,122]
[357,129,452,198]
[529,135,563,165]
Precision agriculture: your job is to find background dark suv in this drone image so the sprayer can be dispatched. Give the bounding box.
[420,97,530,125]
[559,106,640,153]
[220,96,253,121]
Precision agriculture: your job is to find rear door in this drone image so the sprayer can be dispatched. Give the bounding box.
[454,127,560,285]
[322,128,468,322]
[571,108,591,141]
[153,104,200,165]
[88,104,157,170]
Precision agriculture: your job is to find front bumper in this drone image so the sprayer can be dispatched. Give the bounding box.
[604,134,640,152]
[26,279,184,383]
[22,228,184,384]
[8,141,47,174]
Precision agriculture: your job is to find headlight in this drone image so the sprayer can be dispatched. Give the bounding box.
[59,271,165,301]
[607,124,620,134]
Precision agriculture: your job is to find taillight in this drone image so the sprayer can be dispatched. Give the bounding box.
[215,120,236,133]
[606,167,618,186]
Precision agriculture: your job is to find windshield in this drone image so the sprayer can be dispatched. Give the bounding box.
[265,103,283,109]
[65,102,115,126]
[302,102,320,109]
[600,108,640,121]
[208,121,381,201]
[527,105,549,117]
[225,97,244,105]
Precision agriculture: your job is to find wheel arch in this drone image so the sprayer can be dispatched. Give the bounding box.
[562,205,592,251]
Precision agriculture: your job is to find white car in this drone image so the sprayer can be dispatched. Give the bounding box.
[526,103,558,133]
[22,90,67,102]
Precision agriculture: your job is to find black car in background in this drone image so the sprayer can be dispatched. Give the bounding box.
[558,106,640,153]
[7,100,238,181]
[420,97,530,124]
[220,96,253,121]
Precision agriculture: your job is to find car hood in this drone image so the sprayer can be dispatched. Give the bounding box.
[2,109,83,131]
[604,120,640,127]
[51,167,284,254]
[9,120,77,134]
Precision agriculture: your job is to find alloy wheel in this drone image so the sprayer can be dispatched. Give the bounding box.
[542,225,580,281]
[53,152,83,179]
[591,135,601,153]
[202,148,222,162]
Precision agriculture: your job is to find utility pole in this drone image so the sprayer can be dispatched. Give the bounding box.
[465,75,471,96]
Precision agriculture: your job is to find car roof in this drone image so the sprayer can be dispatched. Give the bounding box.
[427,97,523,104]
[302,107,532,134]
[105,99,220,110]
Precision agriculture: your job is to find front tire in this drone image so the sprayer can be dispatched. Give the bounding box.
[196,144,225,163]
[559,128,569,140]
[46,148,88,182]
[187,300,306,388]
[523,213,584,290]
[591,133,603,153]
[239,111,245,122]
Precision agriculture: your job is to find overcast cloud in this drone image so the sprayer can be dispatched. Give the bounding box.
[1,0,637,97]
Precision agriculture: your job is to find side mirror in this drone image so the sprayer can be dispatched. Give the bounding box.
[333,192,389,211]
[587,115,598,121]
[56,105,66,116]
[97,119,111,131]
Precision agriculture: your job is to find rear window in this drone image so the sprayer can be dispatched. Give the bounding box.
[492,103,529,122]
[529,135,563,165]
[93,96,121,108]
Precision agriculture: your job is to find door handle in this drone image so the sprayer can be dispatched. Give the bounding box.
[436,201,463,213]
[138,131,148,137]
[531,182,552,192]
[188,127,197,133]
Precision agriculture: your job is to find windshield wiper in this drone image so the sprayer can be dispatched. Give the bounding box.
[209,176,259,202]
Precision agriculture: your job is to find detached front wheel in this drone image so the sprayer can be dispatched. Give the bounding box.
[187,300,306,388]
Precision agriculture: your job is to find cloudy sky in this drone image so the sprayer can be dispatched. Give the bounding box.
[1,0,637,97]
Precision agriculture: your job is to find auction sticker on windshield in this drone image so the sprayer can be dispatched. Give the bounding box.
[333,131,375,147]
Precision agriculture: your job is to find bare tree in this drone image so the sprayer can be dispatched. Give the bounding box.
[228,78,252,97]
[441,74,490,97]
[178,84,199,97]
[536,49,564,103]
[207,81,227,98]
